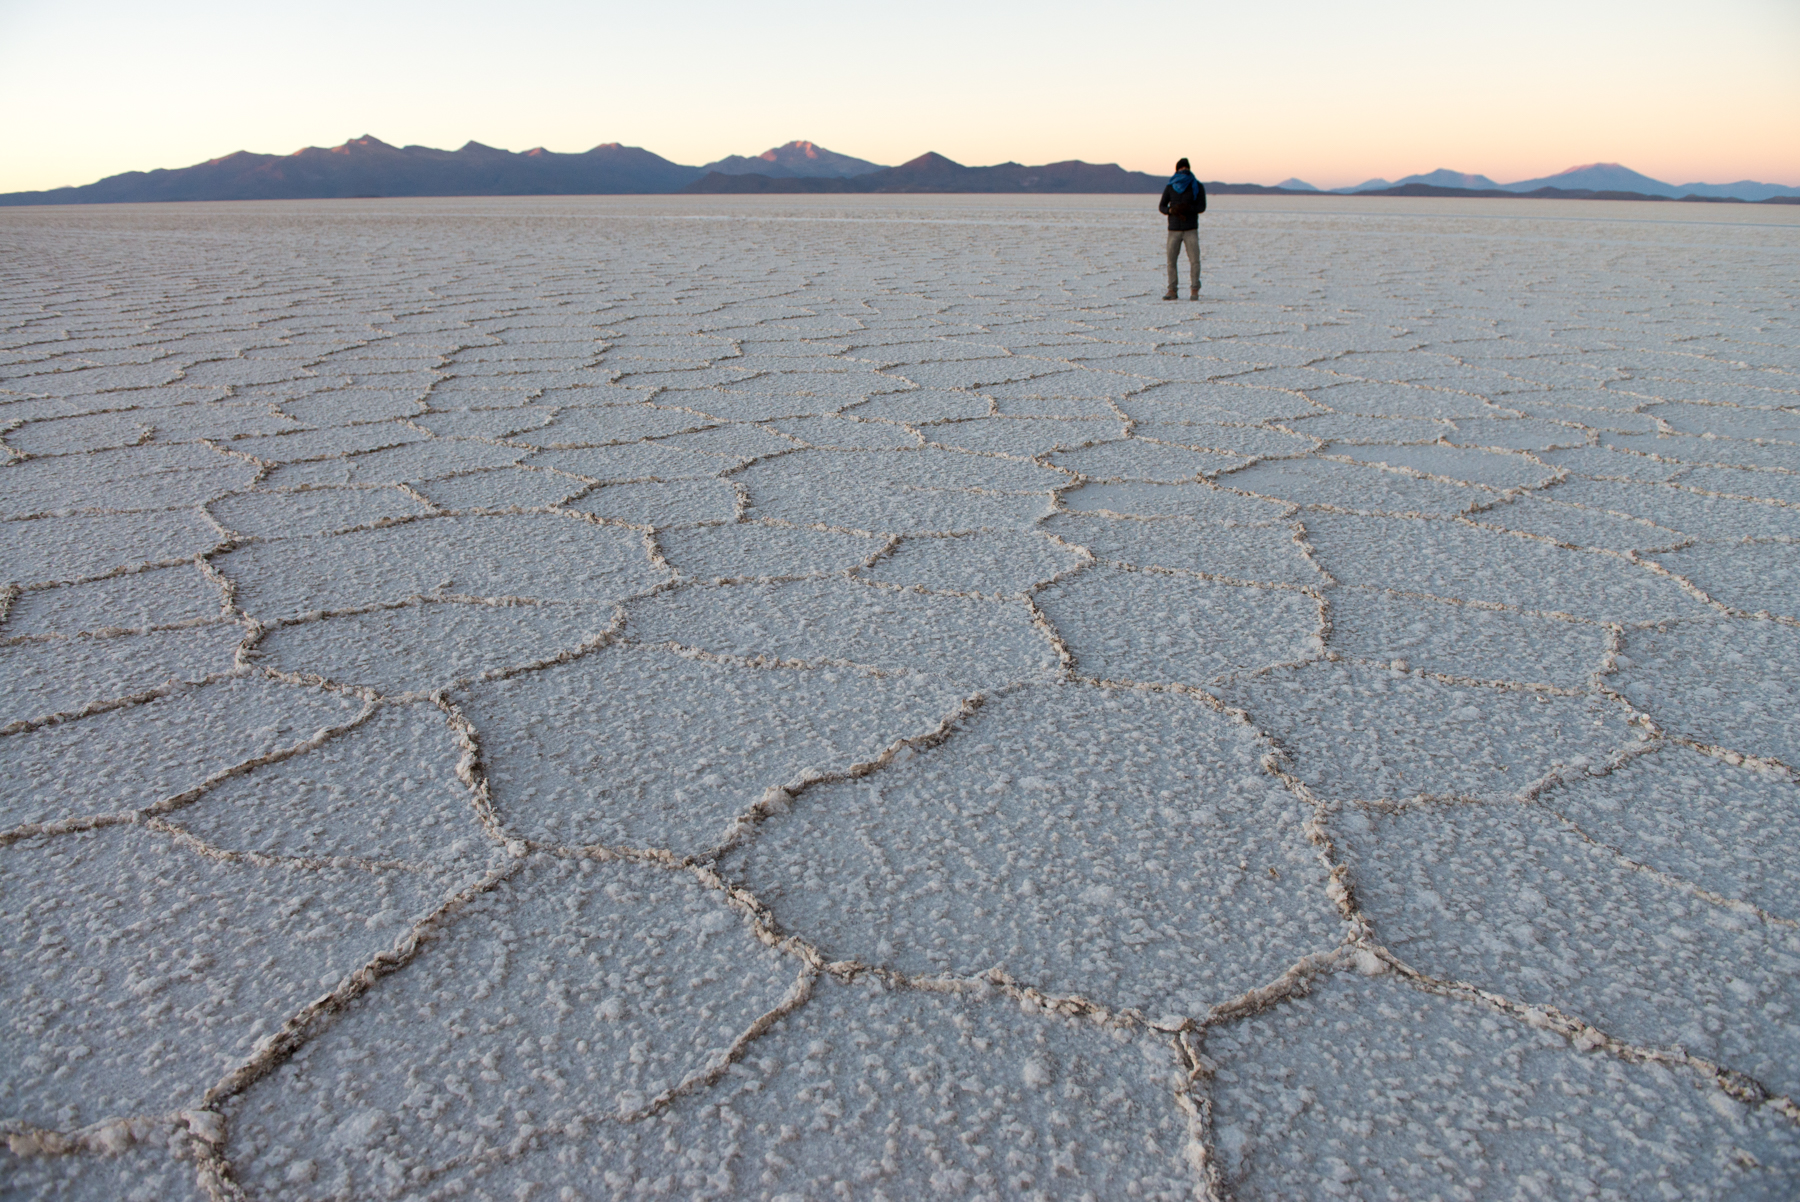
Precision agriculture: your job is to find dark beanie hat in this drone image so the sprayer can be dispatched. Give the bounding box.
[1176,158,1190,170]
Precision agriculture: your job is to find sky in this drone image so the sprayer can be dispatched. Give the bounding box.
[1,0,1796,194]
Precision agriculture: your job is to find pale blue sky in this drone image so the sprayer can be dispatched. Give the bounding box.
[2,0,1795,193]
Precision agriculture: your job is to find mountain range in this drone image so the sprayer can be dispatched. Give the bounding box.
[1287,163,1799,202]
[0,138,1252,205]
[681,152,1189,195]
[1,140,1794,206]
[0,136,700,204]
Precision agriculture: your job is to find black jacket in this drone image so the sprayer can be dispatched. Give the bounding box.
[1159,174,1207,231]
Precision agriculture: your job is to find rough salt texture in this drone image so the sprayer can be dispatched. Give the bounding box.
[724,684,1347,1013]
[1339,798,1800,1098]
[460,646,972,856]
[1222,661,1641,803]
[363,975,1199,1201]
[2,826,443,1127]
[223,855,799,1200]
[0,1125,211,1201]
[1615,617,1800,766]
[2,196,1796,1197]
[1205,973,1800,1200]
[1037,566,1321,687]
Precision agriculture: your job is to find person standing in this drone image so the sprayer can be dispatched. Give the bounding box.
[1159,158,1207,300]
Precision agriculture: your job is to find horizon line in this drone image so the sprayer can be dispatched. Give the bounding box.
[11,135,1800,197]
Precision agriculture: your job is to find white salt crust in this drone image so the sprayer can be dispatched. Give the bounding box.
[2,195,1797,1199]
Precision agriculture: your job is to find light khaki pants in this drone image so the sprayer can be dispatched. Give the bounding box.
[1166,229,1200,289]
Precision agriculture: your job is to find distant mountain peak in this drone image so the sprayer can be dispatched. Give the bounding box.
[762,140,822,162]
[702,141,886,179]
[1399,169,1502,190]
[321,135,402,157]
[901,152,962,170]
[1501,162,1677,195]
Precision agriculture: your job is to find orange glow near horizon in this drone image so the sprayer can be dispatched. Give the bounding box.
[1,0,1796,194]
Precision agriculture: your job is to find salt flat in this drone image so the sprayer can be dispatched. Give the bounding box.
[2,194,1798,1200]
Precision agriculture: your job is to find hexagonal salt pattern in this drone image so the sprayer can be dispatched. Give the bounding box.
[223,854,798,1200]
[3,195,1797,1198]
[1,826,444,1127]
[724,683,1347,1014]
[458,645,972,855]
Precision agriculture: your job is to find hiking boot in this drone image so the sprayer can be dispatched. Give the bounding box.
[1162,286,1178,301]
[1190,285,1201,299]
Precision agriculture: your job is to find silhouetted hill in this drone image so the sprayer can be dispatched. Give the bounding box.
[1333,168,1501,193]
[1495,163,1800,202]
[1500,162,1675,195]
[1399,169,1503,190]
